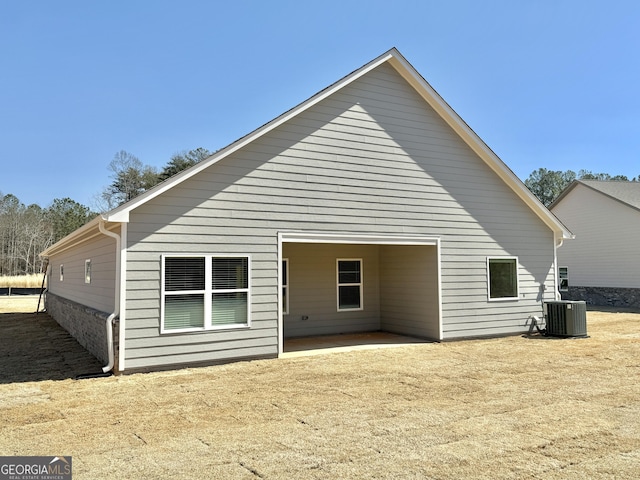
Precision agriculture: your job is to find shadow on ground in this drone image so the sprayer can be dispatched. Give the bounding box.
[0,312,103,384]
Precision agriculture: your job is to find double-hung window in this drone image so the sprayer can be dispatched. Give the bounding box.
[487,257,519,301]
[162,255,250,333]
[337,259,363,311]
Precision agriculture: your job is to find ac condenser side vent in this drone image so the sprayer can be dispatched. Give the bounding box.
[544,300,587,337]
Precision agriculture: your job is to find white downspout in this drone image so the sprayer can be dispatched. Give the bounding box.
[98,220,121,373]
[554,235,564,301]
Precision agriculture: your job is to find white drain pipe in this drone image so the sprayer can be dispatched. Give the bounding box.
[98,220,121,373]
[554,237,564,301]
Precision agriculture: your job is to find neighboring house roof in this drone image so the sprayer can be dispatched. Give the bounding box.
[551,180,640,213]
[42,48,572,257]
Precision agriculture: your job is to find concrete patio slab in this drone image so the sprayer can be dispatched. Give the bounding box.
[281,331,432,358]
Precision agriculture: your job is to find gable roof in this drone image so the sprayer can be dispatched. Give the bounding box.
[551,180,640,213]
[42,48,572,257]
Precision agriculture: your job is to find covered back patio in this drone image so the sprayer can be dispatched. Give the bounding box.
[277,233,442,356]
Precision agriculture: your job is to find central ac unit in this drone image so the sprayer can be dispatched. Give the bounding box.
[544,300,587,337]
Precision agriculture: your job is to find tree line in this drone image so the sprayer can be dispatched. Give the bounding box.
[0,148,211,276]
[0,145,635,276]
[0,196,94,276]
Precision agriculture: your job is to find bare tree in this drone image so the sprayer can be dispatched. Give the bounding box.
[100,150,159,209]
[0,194,23,275]
[0,195,54,275]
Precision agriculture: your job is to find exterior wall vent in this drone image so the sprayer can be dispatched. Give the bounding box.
[544,300,587,337]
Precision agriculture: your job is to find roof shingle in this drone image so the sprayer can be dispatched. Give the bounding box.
[579,180,640,210]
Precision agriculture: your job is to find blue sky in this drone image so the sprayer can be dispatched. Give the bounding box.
[2,1,639,208]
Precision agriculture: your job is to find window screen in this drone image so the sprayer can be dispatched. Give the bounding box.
[488,257,518,300]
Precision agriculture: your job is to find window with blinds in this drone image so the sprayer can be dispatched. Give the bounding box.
[162,255,250,333]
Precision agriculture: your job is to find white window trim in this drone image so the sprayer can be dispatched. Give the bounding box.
[160,254,251,334]
[59,264,64,282]
[282,258,289,315]
[84,259,91,284]
[486,256,519,302]
[337,258,363,311]
[559,266,569,292]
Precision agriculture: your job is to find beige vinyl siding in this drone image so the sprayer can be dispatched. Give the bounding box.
[282,243,380,338]
[552,185,640,288]
[46,227,118,313]
[122,62,557,369]
[380,245,440,339]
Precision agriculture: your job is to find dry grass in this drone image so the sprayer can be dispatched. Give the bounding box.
[1,304,639,479]
[0,295,43,314]
[0,273,45,288]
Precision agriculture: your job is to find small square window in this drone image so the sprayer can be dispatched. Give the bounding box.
[487,257,518,300]
[84,259,92,284]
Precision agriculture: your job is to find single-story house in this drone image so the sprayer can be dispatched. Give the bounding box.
[41,48,573,374]
[550,180,640,308]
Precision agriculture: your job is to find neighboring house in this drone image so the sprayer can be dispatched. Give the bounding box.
[41,48,572,374]
[550,180,640,309]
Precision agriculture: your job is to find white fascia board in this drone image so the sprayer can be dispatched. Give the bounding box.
[40,215,127,257]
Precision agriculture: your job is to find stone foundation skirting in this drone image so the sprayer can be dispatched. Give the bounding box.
[561,286,640,310]
[45,292,118,368]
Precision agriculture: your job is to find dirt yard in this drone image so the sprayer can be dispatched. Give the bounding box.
[1,297,639,479]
